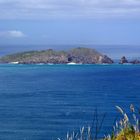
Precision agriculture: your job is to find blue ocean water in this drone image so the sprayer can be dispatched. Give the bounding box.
[0,64,140,140]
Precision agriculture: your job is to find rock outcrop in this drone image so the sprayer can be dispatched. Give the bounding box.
[130,59,140,64]
[119,56,140,64]
[119,56,128,64]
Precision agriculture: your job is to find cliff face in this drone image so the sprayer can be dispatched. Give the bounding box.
[67,48,113,64]
[0,47,113,64]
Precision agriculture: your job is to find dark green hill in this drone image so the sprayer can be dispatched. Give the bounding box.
[0,47,113,64]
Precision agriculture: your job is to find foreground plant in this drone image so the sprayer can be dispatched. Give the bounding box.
[59,105,140,140]
[105,104,140,140]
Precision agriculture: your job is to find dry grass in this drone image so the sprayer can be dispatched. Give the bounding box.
[104,104,140,140]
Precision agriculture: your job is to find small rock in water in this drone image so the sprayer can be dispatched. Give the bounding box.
[119,56,128,64]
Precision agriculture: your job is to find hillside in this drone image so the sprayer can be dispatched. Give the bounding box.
[0,47,113,64]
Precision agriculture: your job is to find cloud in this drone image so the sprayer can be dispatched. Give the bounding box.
[0,30,26,38]
[0,0,140,19]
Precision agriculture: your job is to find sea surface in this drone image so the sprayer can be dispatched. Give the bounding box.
[0,64,140,140]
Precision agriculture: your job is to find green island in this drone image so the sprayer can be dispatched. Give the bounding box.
[0,47,113,64]
[0,47,140,65]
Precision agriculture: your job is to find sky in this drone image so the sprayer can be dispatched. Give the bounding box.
[0,0,140,47]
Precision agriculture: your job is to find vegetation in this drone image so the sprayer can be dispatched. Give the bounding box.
[59,105,140,140]
[105,105,140,140]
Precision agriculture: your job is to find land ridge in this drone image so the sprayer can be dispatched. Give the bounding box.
[0,47,114,64]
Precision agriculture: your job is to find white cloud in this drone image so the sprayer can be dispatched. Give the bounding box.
[0,30,26,38]
[0,0,140,19]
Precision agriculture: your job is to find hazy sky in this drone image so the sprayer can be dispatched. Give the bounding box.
[0,0,140,45]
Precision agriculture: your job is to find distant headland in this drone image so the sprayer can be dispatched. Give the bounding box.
[0,47,113,64]
[0,47,140,65]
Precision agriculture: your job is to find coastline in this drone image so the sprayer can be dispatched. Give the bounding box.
[0,63,140,66]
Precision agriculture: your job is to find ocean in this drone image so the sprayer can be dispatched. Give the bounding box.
[0,64,140,140]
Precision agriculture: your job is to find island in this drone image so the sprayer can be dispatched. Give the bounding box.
[0,47,114,64]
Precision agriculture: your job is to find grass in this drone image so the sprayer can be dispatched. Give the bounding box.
[59,105,140,140]
[104,105,140,140]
